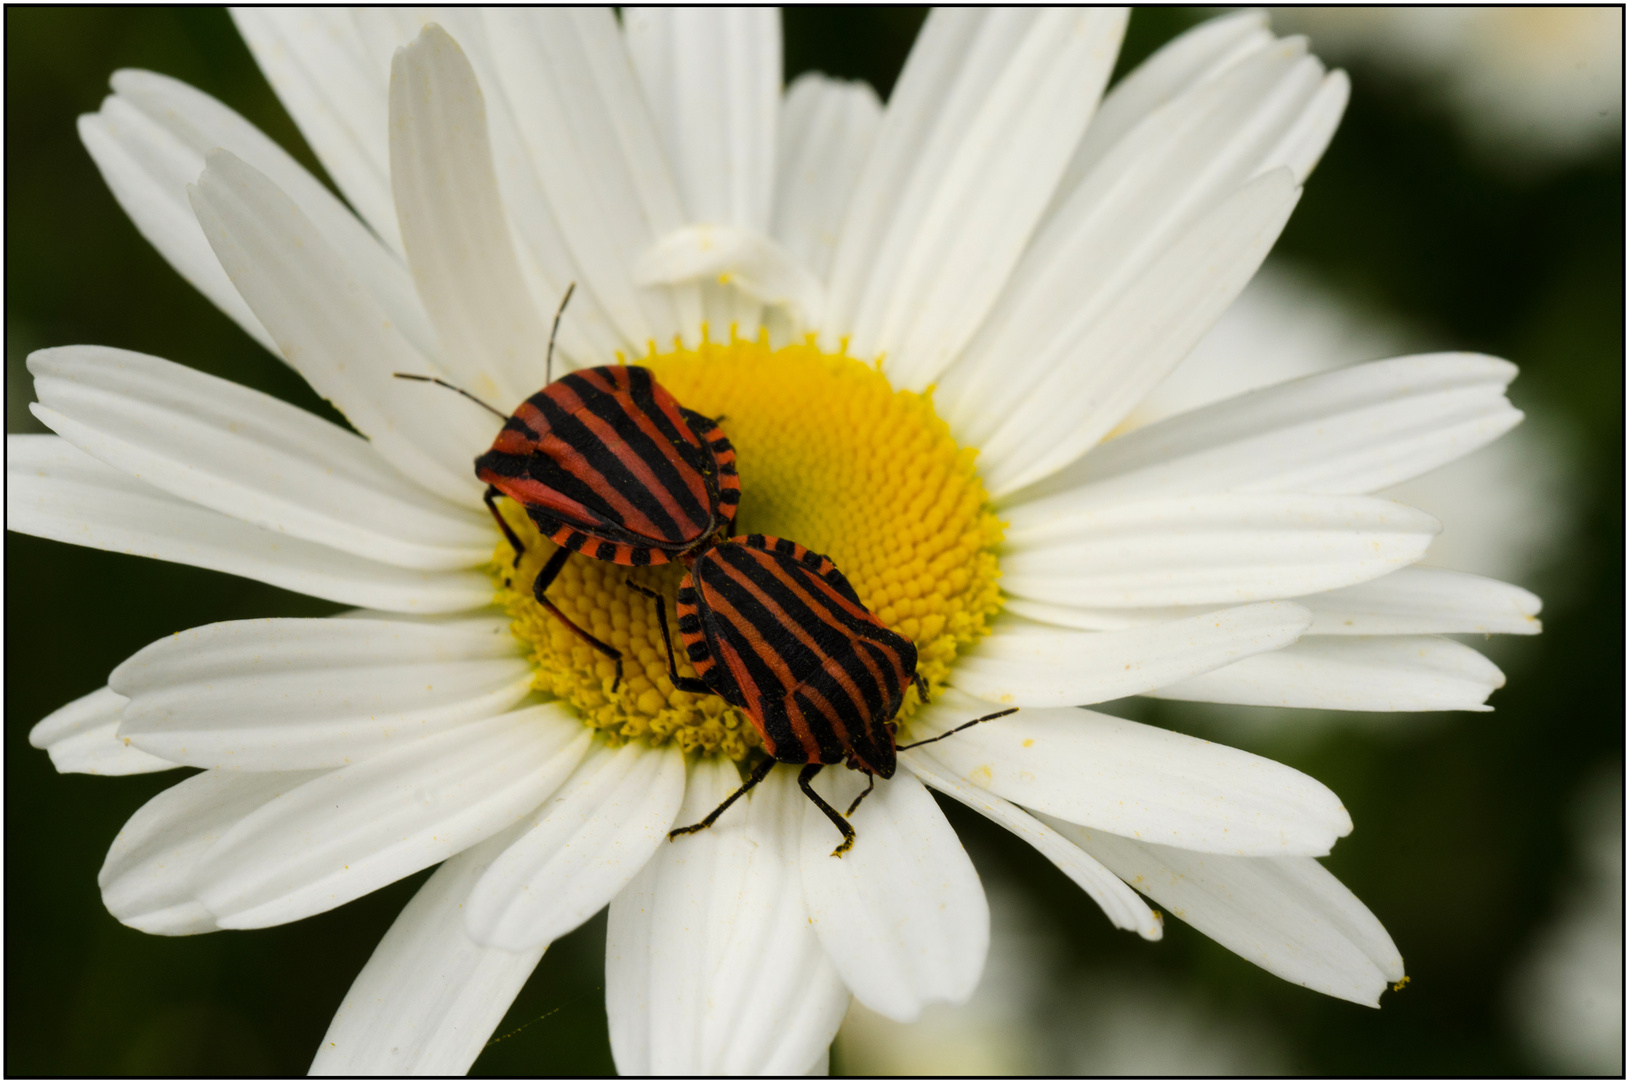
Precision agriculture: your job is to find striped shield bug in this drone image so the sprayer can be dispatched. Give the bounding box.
[630,534,1016,856]
[398,286,741,688]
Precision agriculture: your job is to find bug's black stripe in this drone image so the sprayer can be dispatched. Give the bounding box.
[757,697,808,763]
[531,390,692,537]
[527,387,707,546]
[860,635,912,708]
[791,687,848,763]
[842,638,892,720]
[575,378,715,527]
[503,413,541,438]
[475,448,528,479]
[547,369,716,535]
[698,591,794,712]
[626,393,717,504]
[708,544,918,670]
[694,543,917,771]
[699,550,849,676]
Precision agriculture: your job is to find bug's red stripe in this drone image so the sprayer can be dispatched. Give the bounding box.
[705,558,846,763]
[685,538,916,772]
[540,381,678,538]
[542,376,715,543]
[562,380,703,529]
[701,591,784,726]
[645,392,714,509]
[746,553,880,723]
[486,472,602,523]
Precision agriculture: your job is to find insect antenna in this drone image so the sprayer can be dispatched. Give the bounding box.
[896,707,1018,752]
[545,281,576,384]
[391,373,506,419]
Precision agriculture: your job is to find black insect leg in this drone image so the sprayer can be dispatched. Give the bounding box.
[668,755,776,840]
[484,486,528,569]
[845,772,876,818]
[532,546,624,692]
[896,708,1019,751]
[912,672,931,704]
[626,579,711,694]
[798,764,858,858]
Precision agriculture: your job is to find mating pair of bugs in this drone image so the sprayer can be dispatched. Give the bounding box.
[401,287,1013,856]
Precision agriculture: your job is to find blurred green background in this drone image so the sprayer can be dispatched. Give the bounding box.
[5,7,1620,1076]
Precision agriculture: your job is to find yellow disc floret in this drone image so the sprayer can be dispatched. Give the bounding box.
[493,330,1003,759]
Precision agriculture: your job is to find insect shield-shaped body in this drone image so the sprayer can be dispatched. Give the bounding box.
[397,290,738,689]
[475,365,739,686]
[633,535,1014,856]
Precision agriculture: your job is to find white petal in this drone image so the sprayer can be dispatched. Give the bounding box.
[27,346,491,570]
[482,8,700,348]
[1048,820,1404,1006]
[466,740,686,951]
[230,8,401,254]
[390,24,549,407]
[606,758,848,1075]
[6,435,491,612]
[910,688,1351,856]
[635,223,825,328]
[1003,566,1543,638]
[1059,24,1342,205]
[1148,636,1506,712]
[28,686,177,776]
[1055,11,1273,199]
[100,768,322,936]
[1012,353,1524,508]
[623,7,780,232]
[105,67,440,361]
[1304,567,1542,635]
[193,706,590,929]
[1267,68,1350,182]
[799,765,988,1023]
[1122,260,1401,430]
[971,169,1302,497]
[311,827,545,1077]
[189,150,493,503]
[331,6,626,369]
[77,99,277,354]
[109,617,531,771]
[1001,494,1438,608]
[951,602,1309,707]
[832,9,1127,389]
[902,754,1161,940]
[393,11,632,368]
[942,35,1339,464]
[773,74,882,281]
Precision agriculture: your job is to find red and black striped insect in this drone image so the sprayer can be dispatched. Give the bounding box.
[631,534,1016,856]
[398,286,740,687]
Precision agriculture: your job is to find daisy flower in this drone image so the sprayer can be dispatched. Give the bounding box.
[1275,6,1624,167]
[13,8,1538,1074]
[1146,260,1570,592]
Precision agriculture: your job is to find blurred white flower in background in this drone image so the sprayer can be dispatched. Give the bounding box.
[1058,979,1289,1077]
[1141,260,1573,591]
[1274,7,1623,167]
[838,881,1290,1075]
[1510,769,1624,1076]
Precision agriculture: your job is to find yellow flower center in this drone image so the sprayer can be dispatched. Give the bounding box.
[492,333,1003,759]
